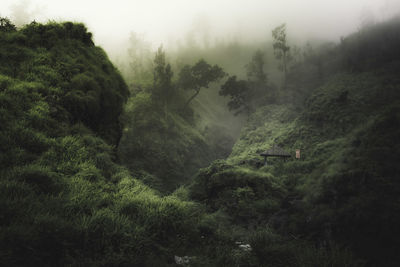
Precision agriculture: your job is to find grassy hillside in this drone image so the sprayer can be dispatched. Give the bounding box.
[0,20,215,266]
[1,16,400,267]
[189,17,400,266]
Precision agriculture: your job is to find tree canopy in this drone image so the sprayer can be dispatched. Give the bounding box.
[219,75,251,115]
[219,50,276,116]
[178,59,225,108]
[0,17,16,32]
[151,46,174,111]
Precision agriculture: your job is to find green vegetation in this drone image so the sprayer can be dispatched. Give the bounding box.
[189,16,400,266]
[178,59,225,108]
[118,47,232,192]
[220,49,277,116]
[0,20,210,266]
[1,15,400,266]
[118,91,213,191]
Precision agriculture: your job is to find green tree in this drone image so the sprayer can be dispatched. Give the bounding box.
[152,46,174,111]
[178,59,225,108]
[272,23,291,86]
[219,75,251,115]
[220,50,275,115]
[246,49,267,85]
[0,17,16,32]
[245,49,275,103]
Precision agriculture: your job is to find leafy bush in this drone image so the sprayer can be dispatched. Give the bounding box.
[190,160,286,226]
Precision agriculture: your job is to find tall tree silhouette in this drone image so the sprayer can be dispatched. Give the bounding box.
[272,23,291,87]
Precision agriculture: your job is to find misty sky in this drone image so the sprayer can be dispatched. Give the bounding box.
[1,0,399,56]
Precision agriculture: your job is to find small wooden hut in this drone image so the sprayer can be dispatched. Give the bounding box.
[260,145,291,166]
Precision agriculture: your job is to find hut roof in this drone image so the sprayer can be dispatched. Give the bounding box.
[260,145,290,157]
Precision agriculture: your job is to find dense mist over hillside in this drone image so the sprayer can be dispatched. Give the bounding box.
[1,0,400,57]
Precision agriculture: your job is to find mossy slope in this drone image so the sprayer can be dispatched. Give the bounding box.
[189,18,400,266]
[0,21,206,266]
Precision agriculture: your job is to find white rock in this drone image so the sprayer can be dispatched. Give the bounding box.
[174,255,191,265]
[239,244,252,252]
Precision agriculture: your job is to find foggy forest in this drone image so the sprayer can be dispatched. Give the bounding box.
[0,0,400,266]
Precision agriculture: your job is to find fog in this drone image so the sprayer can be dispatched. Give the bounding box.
[1,0,400,58]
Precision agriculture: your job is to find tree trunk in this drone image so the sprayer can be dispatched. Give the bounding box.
[184,89,200,109]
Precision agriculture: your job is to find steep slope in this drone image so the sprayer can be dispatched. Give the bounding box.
[0,20,209,266]
[118,92,215,191]
[190,18,400,266]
